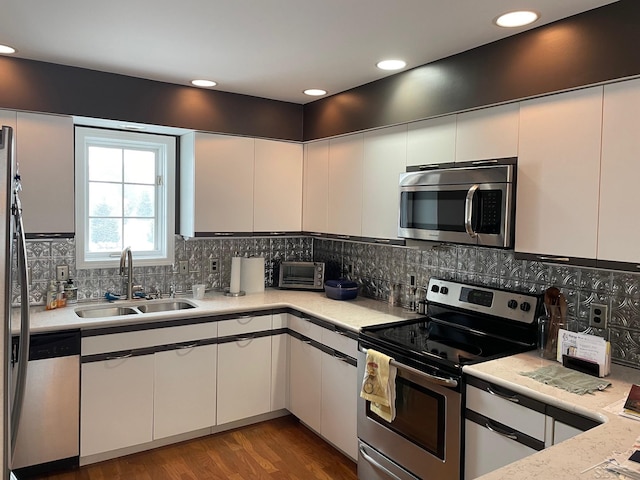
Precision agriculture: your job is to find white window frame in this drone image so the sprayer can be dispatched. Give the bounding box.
[75,126,175,269]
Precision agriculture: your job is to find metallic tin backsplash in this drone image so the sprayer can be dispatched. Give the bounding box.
[18,235,640,368]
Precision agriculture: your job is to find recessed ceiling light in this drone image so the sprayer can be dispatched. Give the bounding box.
[191,79,217,88]
[376,59,407,71]
[304,89,327,97]
[495,11,539,28]
[0,44,16,55]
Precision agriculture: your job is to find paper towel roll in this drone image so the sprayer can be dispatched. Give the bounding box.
[240,257,265,294]
[230,256,242,294]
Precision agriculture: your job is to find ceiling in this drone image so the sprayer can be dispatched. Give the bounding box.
[0,0,618,104]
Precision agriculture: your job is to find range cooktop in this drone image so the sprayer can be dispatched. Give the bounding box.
[359,278,543,373]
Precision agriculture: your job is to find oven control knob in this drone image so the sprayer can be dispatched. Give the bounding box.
[520,301,531,312]
[431,285,440,293]
[440,287,449,295]
[507,299,518,309]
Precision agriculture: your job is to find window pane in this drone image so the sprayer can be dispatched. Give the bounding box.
[124,185,155,217]
[89,218,122,252]
[89,183,122,217]
[88,146,122,182]
[124,149,156,184]
[124,218,155,250]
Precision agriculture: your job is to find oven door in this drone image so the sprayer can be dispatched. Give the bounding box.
[357,349,462,480]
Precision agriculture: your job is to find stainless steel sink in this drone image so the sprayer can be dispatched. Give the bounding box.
[137,300,196,313]
[75,306,140,318]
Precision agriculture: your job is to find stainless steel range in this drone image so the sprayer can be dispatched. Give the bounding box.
[357,278,543,480]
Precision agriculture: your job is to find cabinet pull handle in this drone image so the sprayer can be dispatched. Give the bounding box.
[106,352,133,361]
[235,336,255,342]
[337,235,350,240]
[336,330,348,336]
[333,352,349,363]
[537,256,570,262]
[269,232,284,236]
[236,315,252,322]
[302,339,312,345]
[486,385,520,403]
[374,239,391,244]
[471,159,499,165]
[213,232,234,236]
[177,343,199,349]
[484,421,518,440]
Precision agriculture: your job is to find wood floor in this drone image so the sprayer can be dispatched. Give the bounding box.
[32,416,358,480]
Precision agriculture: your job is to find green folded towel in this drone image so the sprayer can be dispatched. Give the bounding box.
[520,364,610,395]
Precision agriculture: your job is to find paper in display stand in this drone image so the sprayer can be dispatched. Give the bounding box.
[556,328,611,377]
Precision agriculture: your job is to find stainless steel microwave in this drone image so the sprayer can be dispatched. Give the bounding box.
[398,159,516,248]
[278,261,325,290]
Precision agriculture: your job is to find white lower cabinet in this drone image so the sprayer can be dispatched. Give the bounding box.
[289,335,322,432]
[320,352,358,460]
[217,336,272,425]
[153,344,217,440]
[81,355,154,457]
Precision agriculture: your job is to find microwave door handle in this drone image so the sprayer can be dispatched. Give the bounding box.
[464,184,479,238]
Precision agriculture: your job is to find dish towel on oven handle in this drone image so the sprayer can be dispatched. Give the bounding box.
[360,349,397,422]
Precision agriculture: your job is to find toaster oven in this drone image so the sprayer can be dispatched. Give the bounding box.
[278,261,325,290]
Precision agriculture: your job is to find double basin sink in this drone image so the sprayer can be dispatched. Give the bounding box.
[75,299,196,319]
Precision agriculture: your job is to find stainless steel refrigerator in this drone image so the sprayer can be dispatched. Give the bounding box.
[1,125,31,480]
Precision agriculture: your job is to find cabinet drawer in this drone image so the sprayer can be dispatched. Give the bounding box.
[272,313,289,329]
[288,315,324,343]
[321,329,358,358]
[82,322,217,356]
[465,377,546,441]
[217,314,272,337]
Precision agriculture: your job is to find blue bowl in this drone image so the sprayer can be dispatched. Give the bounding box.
[324,279,359,300]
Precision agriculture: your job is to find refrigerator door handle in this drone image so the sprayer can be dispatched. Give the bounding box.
[10,184,30,456]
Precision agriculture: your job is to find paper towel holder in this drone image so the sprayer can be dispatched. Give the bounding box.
[223,287,246,297]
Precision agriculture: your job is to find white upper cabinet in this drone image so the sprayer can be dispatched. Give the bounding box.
[515,87,603,260]
[302,140,329,233]
[254,139,303,232]
[15,112,74,234]
[455,103,519,162]
[362,125,407,240]
[406,116,456,167]
[328,134,364,237]
[181,132,255,236]
[598,79,640,265]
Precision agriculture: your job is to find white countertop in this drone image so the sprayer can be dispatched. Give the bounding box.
[18,288,419,334]
[464,352,640,480]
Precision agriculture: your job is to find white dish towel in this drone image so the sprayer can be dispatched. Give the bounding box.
[360,349,397,422]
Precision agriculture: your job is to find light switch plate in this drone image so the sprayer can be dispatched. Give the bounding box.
[56,264,69,282]
[179,261,189,275]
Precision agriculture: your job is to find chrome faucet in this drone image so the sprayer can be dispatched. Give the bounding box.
[119,247,134,300]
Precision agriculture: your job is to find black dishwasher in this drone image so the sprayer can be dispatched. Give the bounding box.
[12,330,80,478]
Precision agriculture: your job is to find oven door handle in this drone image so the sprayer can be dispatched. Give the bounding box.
[359,445,407,480]
[360,348,458,388]
[464,184,479,238]
[391,359,459,388]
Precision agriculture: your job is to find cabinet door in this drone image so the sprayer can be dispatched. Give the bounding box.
[552,420,583,445]
[153,344,217,440]
[362,125,407,240]
[464,419,537,479]
[328,134,364,237]
[217,336,272,425]
[455,103,519,162]
[289,335,322,432]
[406,116,456,167]
[191,133,254,233]
[16,112,74,234]
[271,334,289,411]
[321,352,358,460]
[80,355,154,457]
[254,139,303,232]
[515,87,602,260]
[303,140,329,233]
[599,79,640,264]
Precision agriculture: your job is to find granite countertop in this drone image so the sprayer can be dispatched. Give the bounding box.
[464,352,640,479]
[17,288,419,334]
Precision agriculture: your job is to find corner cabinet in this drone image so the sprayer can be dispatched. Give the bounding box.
[253,139,303,233]
[0,110,74,235]
[302,140,329,233]
[328,134,364,237]
[515,87,603,263]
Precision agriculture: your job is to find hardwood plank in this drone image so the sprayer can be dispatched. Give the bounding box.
[30,416,357,480]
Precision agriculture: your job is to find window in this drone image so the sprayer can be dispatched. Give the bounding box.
[75,126,175,268]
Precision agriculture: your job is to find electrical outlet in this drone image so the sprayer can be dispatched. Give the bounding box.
[409,274,416,287]
[56,264,69,282]
[179,261,189,275]
[346,263,353,275]
[210,258,219,273]
[589,303,608,329]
